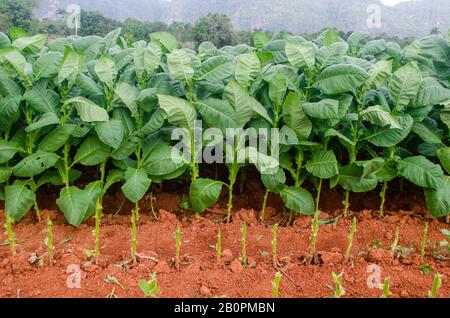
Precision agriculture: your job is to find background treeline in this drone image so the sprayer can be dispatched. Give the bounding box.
[0,0,421,49]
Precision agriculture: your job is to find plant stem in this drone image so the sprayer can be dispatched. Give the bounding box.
[272,223,278,268]
[175,224,181,270]
[94,161,106,263]
[216,227,222,263]
[46,218,53,265]
[34,200,41,223]
[272,272,282,298]
[343,190,350,217]
[260,189,269,222]
[5,212,16,256]
[307,178,323,264]
[241,220,247,268]
[131,200,139,262]
[345,217,357,262]
[389,225,399,253]
[63,142,70,189]
[379,182,388,217]
[421,222,429,259]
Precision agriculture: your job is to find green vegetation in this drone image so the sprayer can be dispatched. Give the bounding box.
[138,273,160,298]
[272,272,282,298]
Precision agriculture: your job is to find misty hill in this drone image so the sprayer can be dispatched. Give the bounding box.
[35,0,450,38]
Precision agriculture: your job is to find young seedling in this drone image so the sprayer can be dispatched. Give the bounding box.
[389,225,400,253]
[138,273,160,298]
[241,221,248,268]
[272,223,278,268]
[421,222,429,259]
[175,225,181,270]
[5,212,16,256]
[45,218,54,265]
[328,271,345,298]
[216,227,222,263]
[131,201,139,263]
[428,274,442,298]
[380,277,392,298]
[306,178,323,265]
[345,217,357,262]
[272,272,282,298]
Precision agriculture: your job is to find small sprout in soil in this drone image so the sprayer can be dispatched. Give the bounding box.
[421,222,429,260]
[272,272,282,298]
[106,287,118,299]
[328,271,345,298]
[345,217,357,262]
[241,221,248,269]
[84,249,95,259]
[272,223,278,268]
[380,277,392,298]
[216,227,222,263]
[306,179,323,265]
[428,274,442,298]
[139,273,160,298]
[175,225,181,270]
[5,212,16,256]
[420,264,434,276]
[45,218,54,265]
[131,201,139,262]
[105,275,124,289]
[389,225,400,253]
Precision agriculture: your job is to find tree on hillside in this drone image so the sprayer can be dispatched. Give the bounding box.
[122,18,168,42]
[79,10,121,37]
[193,13,233,48]
[0,0,37,33]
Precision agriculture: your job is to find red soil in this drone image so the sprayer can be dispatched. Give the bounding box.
[0,186,449,298]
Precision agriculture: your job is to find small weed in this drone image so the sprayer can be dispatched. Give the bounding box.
[272,272,282,298]
[428,274,442,298]
[328,271,345,298]
[139,273,160,298]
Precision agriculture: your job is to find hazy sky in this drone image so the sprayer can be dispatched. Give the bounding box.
[380,0,415,6]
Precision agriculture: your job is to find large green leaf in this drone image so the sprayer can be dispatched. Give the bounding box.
[5,183,36,221]
[157,95,197,132]
[33,52,62,80]
[424,176,450,218]
[167,49,194,84]
[12,34,47,54]
[412,119,443,144]
[313,64,369,95]
[397,156,444,189]
[23,87,60,114]
[279,187,315,216]
[39,124,75,152]
[437,148,450,175]
[134,44,161,82]
[365,114,414,147]
[150,32,178,52]
[337,165,378,193]
[25,112,59,132]
[415,77,450,107]
[195,99,238,131]
[303,99,340,120]
[95,119,124,149]
[360,105,401,129]
[0,32,11,49]
[142,143,188,176]
[114,82,139,116]
[58,46,81,84]
[198,56,234,82]
[13,152,59,178]
[366,60,392,88]
[285,42,315,70]
[306,150,339,179]
[0,167,12,183]
[388,62,422,110]
[121,168,152,203]
[261,168,286,193]
[95,56,117,89]
[235,52,261,89]
[74,135,110,166]
[56,186,90,227]
[189,178,223,213]
[65,97,109,122]
[316,42,348,69]
[282,92,312,140]
[0,140,22,164]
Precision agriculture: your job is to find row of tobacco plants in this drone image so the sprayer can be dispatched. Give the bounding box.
[1,27,450,262]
